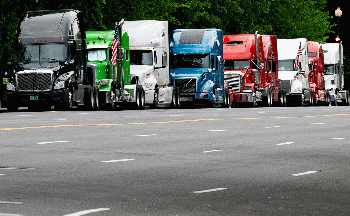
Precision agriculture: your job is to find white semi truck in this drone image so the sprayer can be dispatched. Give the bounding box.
[321,42,349,106]
[278,38,312,106]
[123,20,179,108]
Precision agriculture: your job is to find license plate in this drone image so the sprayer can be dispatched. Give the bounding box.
[30,96,39,101]
[180,97,194,102]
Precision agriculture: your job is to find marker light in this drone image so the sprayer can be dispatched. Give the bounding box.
[335,35,341,42]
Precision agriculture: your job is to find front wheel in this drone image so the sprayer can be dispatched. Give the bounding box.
[135,85,145,110]
[84,88,96,110]
[223,88,230,108]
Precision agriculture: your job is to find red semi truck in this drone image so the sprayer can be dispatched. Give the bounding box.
[223,32,284,107]
[307,41,328,105]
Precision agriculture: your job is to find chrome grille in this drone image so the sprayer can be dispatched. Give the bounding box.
[224,73,241,92]
[175,78,196,93]
[17,72,53,92]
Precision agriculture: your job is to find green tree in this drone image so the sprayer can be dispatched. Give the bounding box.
[269,0,332,42]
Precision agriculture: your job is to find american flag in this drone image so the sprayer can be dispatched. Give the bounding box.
[294,42,303,69]
[111,24,119,65]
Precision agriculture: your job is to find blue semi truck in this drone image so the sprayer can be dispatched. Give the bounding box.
[170,29,229,107]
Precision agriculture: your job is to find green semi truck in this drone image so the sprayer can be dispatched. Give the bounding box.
[85,20,145,109]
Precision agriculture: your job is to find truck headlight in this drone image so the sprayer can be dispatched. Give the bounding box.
[6,82,15,91]
[143,82,154,90]
[54,80,65,90]
[96,79,110,86]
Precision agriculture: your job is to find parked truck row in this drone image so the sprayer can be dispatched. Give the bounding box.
[0,10,348,111]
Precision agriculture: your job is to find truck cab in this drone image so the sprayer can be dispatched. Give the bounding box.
[123,20,176,108]
[85,29,144,109]
[321,42,349,105]
[307,41,327,105]
[4,10,86,111]
[223,33,281,107]
[277,38,311,106]
[170,29,228,107]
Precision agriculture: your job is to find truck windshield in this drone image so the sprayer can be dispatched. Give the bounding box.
[278,60,297,71]
[171,54,209,68]
[17,43,67,68]
[130,50,153,65]
[324,64,336,75]
[224,60,250,70]
[88,49,107,62]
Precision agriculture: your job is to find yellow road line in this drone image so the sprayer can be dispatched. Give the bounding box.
[1,114,348,131]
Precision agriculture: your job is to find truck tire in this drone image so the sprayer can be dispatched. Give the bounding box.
[264,89,272,107]
[223,88,230,108]
[175,87,181,108]
[152,87,159,108]
[84,88,96,110]
[280,91,287,107]
[94,90,99,110]
[7,103,19,111]
[325,90,330,106]
[171,88,177,108]
[55,91,73,111]
[139,88,145,110]
[342,90,349,106]
[135,85,145,110]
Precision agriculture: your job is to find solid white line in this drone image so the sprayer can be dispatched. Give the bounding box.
[0,201,23,205]
[63,208,110,216]
[275,142,294,146]
[292,171,317,176]
[37,141,70,145]
[136,134,157,137]
[202,150,223,153]
[192,188,227,194]
[101,159,135,163]
[0,213,23,216]
[207,130,226,132]
[332,138,344,140]
[0,174,4,176]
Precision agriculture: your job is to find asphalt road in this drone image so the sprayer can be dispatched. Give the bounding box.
[0,105,350,215]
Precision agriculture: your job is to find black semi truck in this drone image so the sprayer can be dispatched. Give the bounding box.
[3,9,99,110]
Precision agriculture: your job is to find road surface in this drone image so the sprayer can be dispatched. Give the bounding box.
[0,106,350,215]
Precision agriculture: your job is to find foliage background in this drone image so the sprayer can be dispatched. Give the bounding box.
[0,0,348,87]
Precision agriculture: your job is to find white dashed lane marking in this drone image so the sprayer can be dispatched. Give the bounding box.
[202,150,223,153]
[207,130,226,132]
[0,201,23,205]
[136,134,157,137]
[275,142,294,146]
[311,123,325,125]
[63,208,110,216]
[101,159,135,163]
[37,141,70,145]
[292,171,317,176]
[332,138,344,140]
[192,188,227,194]
[265,126,281,128]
